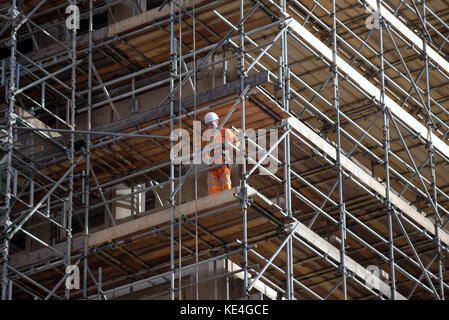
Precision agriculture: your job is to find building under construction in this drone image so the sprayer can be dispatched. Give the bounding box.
[0,0,448,300]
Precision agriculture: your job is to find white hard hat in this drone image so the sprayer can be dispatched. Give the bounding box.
[204,112,219,123]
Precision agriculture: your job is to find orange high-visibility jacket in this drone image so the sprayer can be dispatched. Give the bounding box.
[207,127,240,165]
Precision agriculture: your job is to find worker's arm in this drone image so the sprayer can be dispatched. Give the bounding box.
[225,128,240,148]
[203,128,223,165]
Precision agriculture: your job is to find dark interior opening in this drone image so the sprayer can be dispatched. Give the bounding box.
[147,0,165,11]
[0,37,33,60]
[78,12,108,35]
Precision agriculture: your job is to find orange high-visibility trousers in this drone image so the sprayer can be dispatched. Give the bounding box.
[207,165,231,195]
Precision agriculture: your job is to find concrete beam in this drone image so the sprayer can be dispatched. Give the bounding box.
[88,186,255,247]
[108,0,208,37]
[365,0,449,76]
[247,186,405,299]
[287,116,449,247]
[14,105,61,139]
[24,0,209,63]
[287,17,449,163]
[90,71,269,139]
[293,219,407,299]
[10,186,256,269]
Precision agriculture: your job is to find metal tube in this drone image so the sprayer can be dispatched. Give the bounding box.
[5,0,449,302]
[377,0,396,300]
[155,2,261,114]
[88,247,249,300]
[1,0,17,298]
[169,0,175,300]
[7,265,62,300]
[247,224,298,292]
[284,123,294,299]
[65,0,77,300]
[422,0,444,299]
[45,258,81,300]
[239,0,249,300]
[6,155,83,239]
[82,0,93,300]
[329,0,347,299]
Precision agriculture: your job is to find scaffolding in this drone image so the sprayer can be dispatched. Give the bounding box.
[0,0,448,300]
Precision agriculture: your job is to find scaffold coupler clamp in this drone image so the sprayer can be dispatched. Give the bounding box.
[8,113,17,127]
[167,197,175,208]
[346,269,355,280]
[235,185,253,205]
[9,8,19,29]
[283,222,297,235]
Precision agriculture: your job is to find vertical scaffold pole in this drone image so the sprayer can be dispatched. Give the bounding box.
[66,0,77,300]
[280,0,294,301]
[1,0,17,300]
[378,0,396,300]
[422,0,443,299]
[83,0,93,300]
[169,0,176,301]
[239,0,249,300]
[284,121,293,300]
[331,0,347,300]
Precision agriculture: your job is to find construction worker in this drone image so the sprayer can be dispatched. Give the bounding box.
[204,112,240,195]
